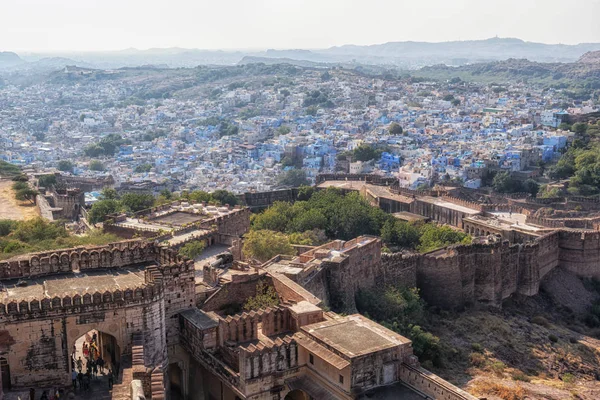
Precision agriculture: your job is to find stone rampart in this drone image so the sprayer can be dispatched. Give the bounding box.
[315,173,397,186]
[400,364,478,400]
[0,283,163,322]
[0,240,155,280]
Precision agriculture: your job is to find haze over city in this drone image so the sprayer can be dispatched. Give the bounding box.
[3,0,600,52]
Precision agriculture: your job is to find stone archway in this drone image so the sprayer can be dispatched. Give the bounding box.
[285,389,310,400]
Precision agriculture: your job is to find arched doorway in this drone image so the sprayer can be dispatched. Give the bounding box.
[285,389,310,400]
[168,362,184,400]
[0,357,10,390]
[71,329,121,396]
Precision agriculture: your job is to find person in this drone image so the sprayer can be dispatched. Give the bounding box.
[77,371,83,389]
[40,391,49,400]
[29,388,35,400]
[72,369,78,389]
[82,343,89,358]
[83,372,90,391]
[54,388,60,399]
[76,356,83,373]
[96,356,105,373]
[92,332,97,343]
[92,359,98,378]
[108,369,114,389]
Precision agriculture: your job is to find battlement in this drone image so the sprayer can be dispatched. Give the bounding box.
[0,240,192,281]
[440,195,484,211]
[219,306,291,344]
[239,334,298,380]
[316,173,397,186]
[0,281,163,321]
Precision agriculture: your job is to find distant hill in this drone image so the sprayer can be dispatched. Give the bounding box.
[578,51,600,64]
[321,38,600,64]
[0,52,24,68]
[411,58,600,96]
[8,38,600,70]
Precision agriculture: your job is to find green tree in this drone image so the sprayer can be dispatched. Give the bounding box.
[134,164,152,173]
[179,240,206,260]
[305,106,318,116]
[101,187,119,200]
[492,172,522,193]
[211,190,238,206]
[57,160,74,173]
[14,187,38,204]
[388,122,403,135]
[276,125,291,136]
[89,160,105,171]
[418,224,471,253]
[353,144,382,162]
[243,281,280,311]
[88,199,123,224]
[120,193,155,212]
[242,230,295,262]
[523,179,540,196]
[37,174,57,188]
[277,169,309,187]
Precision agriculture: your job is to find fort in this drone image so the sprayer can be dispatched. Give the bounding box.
[0,239,478,400]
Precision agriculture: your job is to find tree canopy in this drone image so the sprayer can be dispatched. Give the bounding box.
[179,240,206,260]
[57,160,74,173]
[388,122,403,135]
[242,230,295,262]
[277,169,309,187]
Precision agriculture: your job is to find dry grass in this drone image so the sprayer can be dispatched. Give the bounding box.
[0,180,39,220]
[471,379,527,400]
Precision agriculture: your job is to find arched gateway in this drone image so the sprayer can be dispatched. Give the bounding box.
[0,241,195,397]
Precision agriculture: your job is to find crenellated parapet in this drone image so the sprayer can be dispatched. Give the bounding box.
[239,335,298,381]
[0,281,164,321]
[440,195,484,211]
[219,307,291,345]
[0,240,157,280]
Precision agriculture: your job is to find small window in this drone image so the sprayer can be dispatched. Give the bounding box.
[309,354,314,364]
[339,375,344,384]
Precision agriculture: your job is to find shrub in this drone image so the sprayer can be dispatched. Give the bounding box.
[489,361,506,376]
[562,373,576,384]
[531,315,550,327]
[511,371,531,382]
[469,352,486,367]
[549,334,559,343]
[178,240,206,260]
[471,342,484,353]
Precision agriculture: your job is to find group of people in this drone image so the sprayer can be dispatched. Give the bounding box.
[70,332,114,391]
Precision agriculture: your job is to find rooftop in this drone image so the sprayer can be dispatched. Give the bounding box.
[0,267,149,302]
[302,314,410,358]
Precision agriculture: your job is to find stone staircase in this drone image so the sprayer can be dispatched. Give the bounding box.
[109,354,133,400]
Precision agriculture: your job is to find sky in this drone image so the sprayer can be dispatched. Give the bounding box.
[2,0,600,52]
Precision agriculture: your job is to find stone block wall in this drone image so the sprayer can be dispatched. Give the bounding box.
[238,336,297,381]
[399,364,478,400]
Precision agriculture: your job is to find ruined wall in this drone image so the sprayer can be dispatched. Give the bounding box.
[200,273,266,313]
[236,189,300,210]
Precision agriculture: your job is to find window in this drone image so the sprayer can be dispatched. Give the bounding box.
[339,375,344,384]
[309,354,314,364]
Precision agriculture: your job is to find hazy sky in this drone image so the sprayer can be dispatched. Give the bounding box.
[3,0,600,52]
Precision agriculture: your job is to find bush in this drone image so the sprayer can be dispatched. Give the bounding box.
[511,371,531,382]
[562,373,576,384]
[489,361,506,376]
[531,315,550,327]
[549,334,559,343]
[178,240,206,260]
[469,352,486,367]
[243,281,279,311]
[471,343,484,353]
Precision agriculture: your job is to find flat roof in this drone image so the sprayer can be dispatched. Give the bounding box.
[1,267,148,302]
[302,315,410,358]
[419,196,480,214]
[180,308,219,330]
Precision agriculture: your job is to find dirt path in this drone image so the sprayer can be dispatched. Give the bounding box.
[0,179,39,220]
